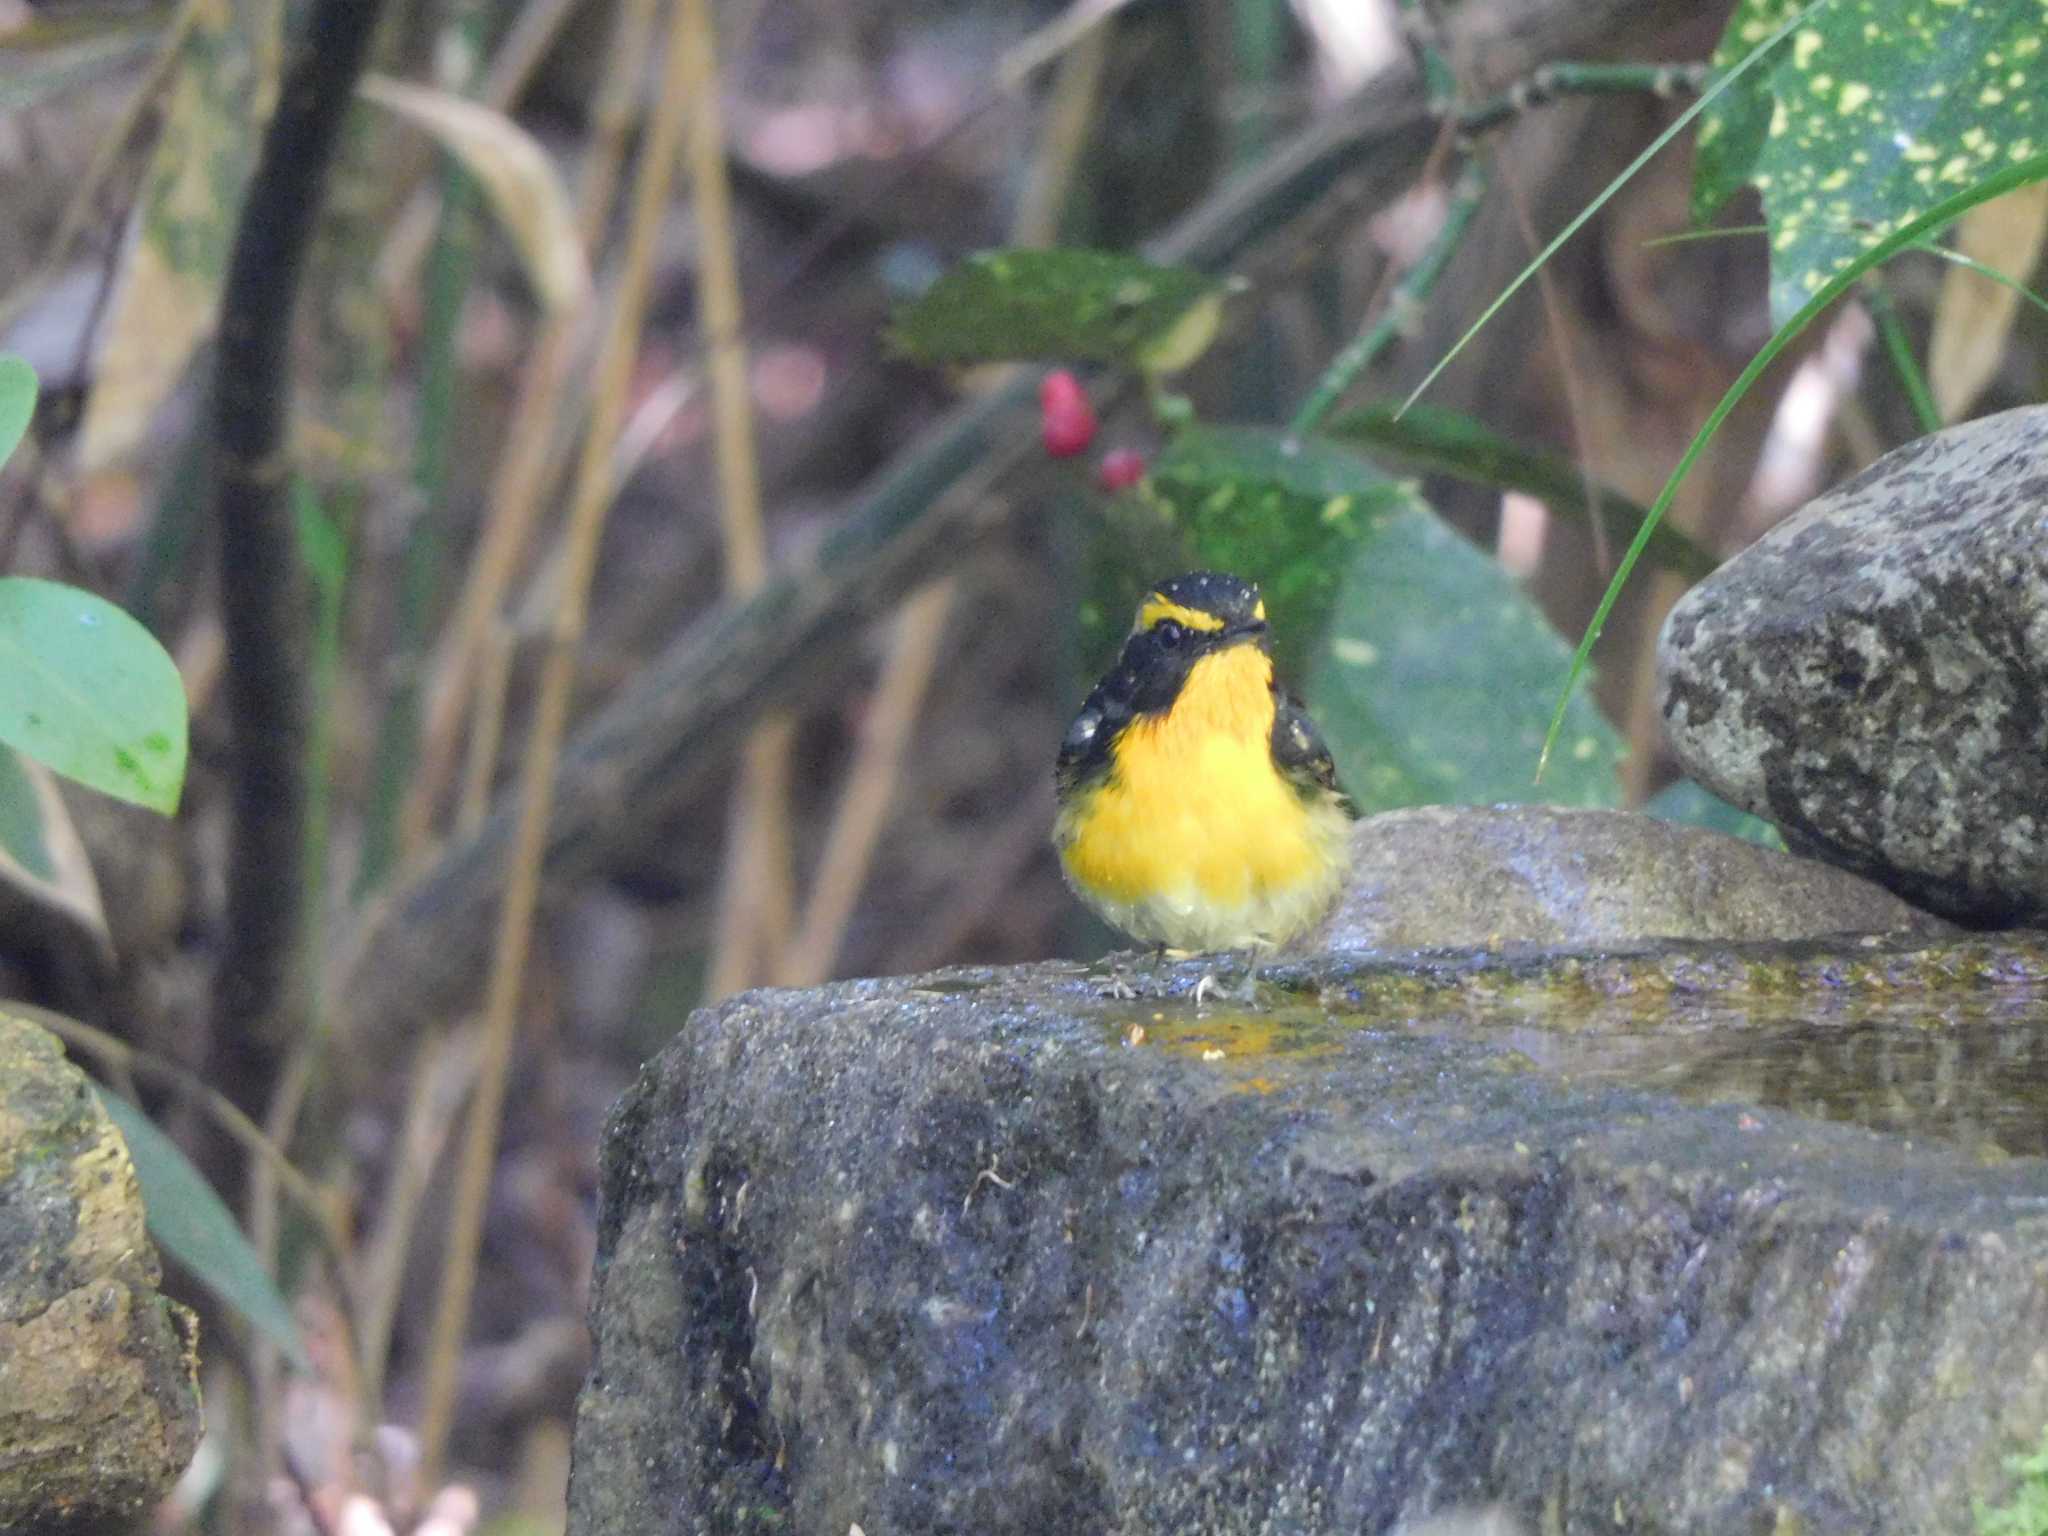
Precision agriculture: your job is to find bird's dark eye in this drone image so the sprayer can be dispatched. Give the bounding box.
[1155,620,1185,648]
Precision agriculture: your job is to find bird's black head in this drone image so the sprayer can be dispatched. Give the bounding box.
[1057,571,1274,786]
[1108,571,1270,714]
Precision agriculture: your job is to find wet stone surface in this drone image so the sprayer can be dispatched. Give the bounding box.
[569,937,2048,1536]
[1309,805,1952,951]
[1658,403,2048,924]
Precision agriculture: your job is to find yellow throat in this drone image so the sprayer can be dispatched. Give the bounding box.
[1055,642,1349,951]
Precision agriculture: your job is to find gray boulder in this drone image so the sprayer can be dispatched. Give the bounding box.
[568,941,2048,1536]
[1658,404,2048,924]
[0,1009,201,1530]
[1308,805,1950,950]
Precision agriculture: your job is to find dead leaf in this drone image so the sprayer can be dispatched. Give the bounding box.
[1929,180,2048,423]
[359,75,591,318]
[0,744,112,964]
[76,0,272,473]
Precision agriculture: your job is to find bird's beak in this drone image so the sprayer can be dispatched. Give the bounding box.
[1225,618,1269,642]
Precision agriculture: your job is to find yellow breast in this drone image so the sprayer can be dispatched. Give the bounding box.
[1055,646,1348,950]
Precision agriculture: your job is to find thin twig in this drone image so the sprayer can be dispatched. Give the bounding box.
[208,0,393,1091]
[576,0,663,252]
[415,0,699,1483]
[1452,60,1709,139]
[406,313,584,850]
[1287,156,1487,438]
[1495,141,1611,572]
[997,0,1138,91]
[776,582,953,986]
[356,1025,479,1415]
[686,0,790,1003]
[458,621,516,834]
[30,0,201,298]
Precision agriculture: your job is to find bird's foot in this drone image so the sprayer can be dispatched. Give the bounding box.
[1099,970,1141,1001]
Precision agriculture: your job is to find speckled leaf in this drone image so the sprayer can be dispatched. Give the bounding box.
[94,1086,309,1370]
[1698,0,2048,326]
[1692,0,1804,224]
[890,249,1233,373]
[1143,425,1413,683]
[0,578,189,814]
[1307,505,1624,813]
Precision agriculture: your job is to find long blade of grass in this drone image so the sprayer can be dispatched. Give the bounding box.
[1918,242,2048,322]
[1863,280,1940,435]
[1536,151,2048,780]
[1647,224,2048,320]
[1397,0,1836,419]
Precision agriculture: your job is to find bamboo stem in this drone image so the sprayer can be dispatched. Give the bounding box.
[683,0,792,1003]
[776,20,1109,988]
[415,0,698,1482]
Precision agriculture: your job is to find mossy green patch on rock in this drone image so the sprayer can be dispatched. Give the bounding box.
[0,1009,200,1530]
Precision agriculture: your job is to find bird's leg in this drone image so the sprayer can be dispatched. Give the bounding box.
[1225,947,1270,1006]
[1096,944,1166,1000]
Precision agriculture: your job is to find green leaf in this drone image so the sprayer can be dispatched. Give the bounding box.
[1325,402,1719,582]
[1144,425,1414,683]
[889,249,1235,373]
[1307,503,1624,813]
[93,1085,310,1370]
[1691,0,1803,223]
[1642,777,1784,849]
[0,353,36,468]
[1703,0,2048,325]
[0,577,189,814]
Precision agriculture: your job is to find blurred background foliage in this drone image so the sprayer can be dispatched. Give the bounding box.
[0,0,2042,1529]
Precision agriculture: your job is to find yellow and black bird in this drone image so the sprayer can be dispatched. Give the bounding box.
[1054,571,1353,956]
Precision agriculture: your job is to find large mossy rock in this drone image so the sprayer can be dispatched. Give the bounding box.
[568,940,2048,1536]
[1659,404,2048,925]
[0,1010,201,1530]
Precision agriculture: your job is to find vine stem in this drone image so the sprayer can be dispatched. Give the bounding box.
[1287,158,1488,439]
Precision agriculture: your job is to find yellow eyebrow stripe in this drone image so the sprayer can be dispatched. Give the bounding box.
[1137,596,1227,633]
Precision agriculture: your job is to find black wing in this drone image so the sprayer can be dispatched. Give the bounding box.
[1271,689,1349,809]
[1056,683,1127,798]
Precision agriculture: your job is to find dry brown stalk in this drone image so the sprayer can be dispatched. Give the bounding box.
[415,0,700,1480]
[684,0,793,1003]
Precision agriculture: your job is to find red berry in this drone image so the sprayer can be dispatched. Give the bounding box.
[1096,447,1147,492]
[1039,370,1097,458]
